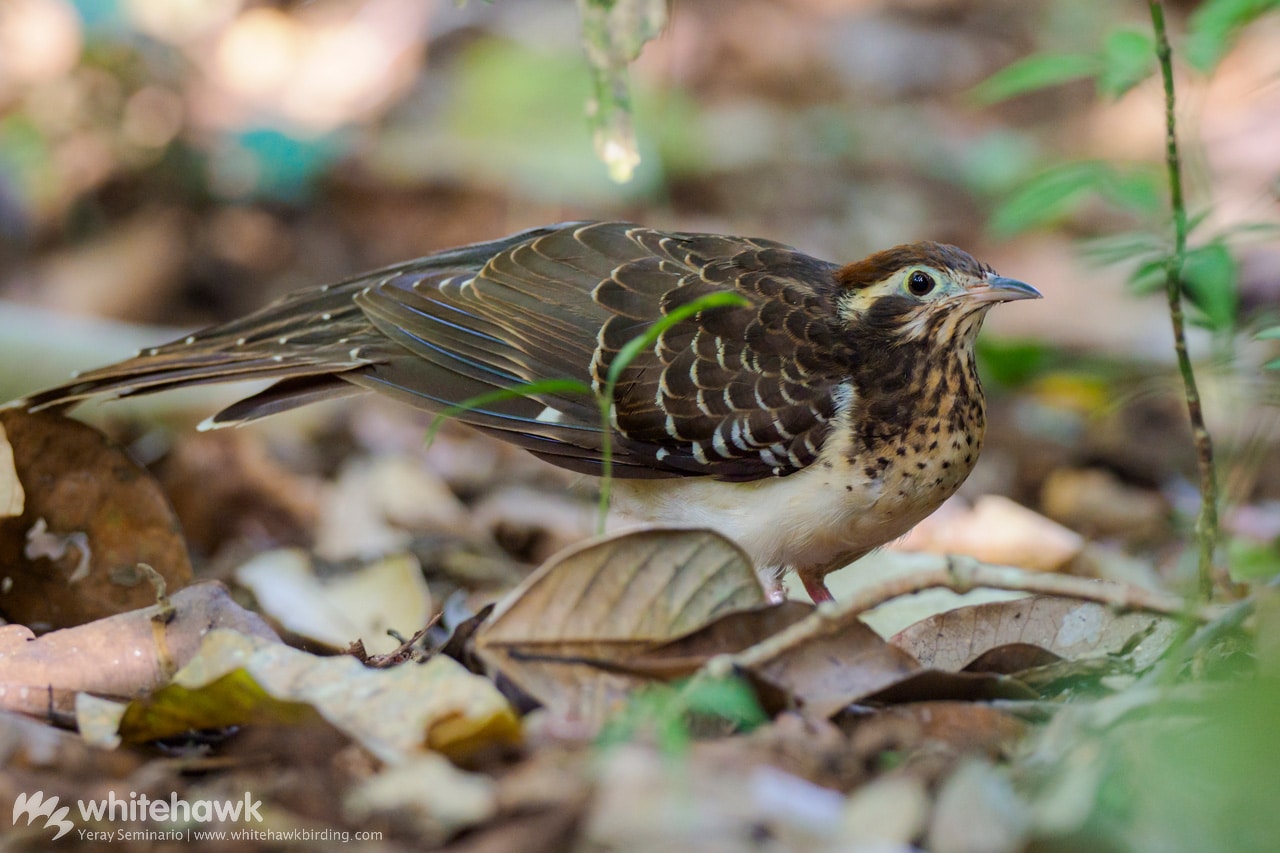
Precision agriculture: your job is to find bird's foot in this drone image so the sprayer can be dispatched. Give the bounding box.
[798,570,835,605]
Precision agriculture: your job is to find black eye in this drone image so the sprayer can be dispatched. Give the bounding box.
[907,270,935,296]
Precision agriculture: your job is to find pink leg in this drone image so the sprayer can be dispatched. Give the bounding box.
[799,571,834,604]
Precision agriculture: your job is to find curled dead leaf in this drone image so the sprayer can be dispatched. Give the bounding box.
[0,409,192,630]
[474,527,766,720]
[0,581,277,719]
[890,595,1180,674]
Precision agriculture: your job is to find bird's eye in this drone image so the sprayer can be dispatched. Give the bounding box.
[907,270,936,296]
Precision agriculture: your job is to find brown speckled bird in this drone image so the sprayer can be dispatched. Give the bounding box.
[17,222,1039,602]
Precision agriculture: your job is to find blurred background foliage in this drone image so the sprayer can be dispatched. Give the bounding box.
[0,0,1278,483]
[0,0,1275,332]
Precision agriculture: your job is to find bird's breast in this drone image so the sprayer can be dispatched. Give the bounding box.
[609,399,985,578]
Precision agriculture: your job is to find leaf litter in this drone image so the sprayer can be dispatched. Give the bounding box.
[0,400,1262,852]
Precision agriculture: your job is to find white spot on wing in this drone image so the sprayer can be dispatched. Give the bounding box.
[711,429,730,458]
[535,407,564,424]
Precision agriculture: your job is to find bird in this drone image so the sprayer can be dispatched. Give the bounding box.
[16,221,1039,603]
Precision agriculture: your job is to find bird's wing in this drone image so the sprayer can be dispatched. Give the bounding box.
[17,223,582,412]
[20,221,856,481]
[351,222,855,481]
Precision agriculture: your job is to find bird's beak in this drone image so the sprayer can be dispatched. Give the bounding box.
[964,275,1042,304]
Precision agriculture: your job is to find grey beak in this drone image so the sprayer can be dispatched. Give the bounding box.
[965,275,1042,303]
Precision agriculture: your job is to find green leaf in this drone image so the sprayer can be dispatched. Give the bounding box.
[989,161,1112,238]
[1181,242,1239,332]
[969,52,1100,105]
[1187,0,1280,72]
[679,676,766,730]
[990,161,1167,238]
[1128,257,1169,295]
[1082,230,1166,265]
[1098,166,1164,217]
[1098,29,1157,98]
[1227,537,1280,581]
[975,338,1056,387]
[955,131,1041,196]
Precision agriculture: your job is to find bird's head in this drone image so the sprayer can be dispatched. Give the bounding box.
[835,242,1040,346]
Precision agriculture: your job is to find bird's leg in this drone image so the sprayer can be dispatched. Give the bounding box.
[797,567,835,605]
[762,567,787,604]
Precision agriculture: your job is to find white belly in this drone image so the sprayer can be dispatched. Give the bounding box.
[609,418,973,580]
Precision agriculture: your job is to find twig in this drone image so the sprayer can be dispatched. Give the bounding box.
[1148,0,1221,599]
[718,555,1209,672]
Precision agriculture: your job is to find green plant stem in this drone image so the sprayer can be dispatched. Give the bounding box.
[597,394,615,535]
[1149,0,1220,600]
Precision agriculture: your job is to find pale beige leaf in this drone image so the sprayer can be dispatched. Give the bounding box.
[893,494,1083,572]
[120,629,519,763]
[891,595,1179,673]
[927,759,1030,853]
[344,753,496,844]
[235,548,431,654]
[841,774,930,847]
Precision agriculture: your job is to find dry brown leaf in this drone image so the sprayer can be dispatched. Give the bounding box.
[475,528,766,718]
[890,595,1180,673]
[1040,467,1169,542]
[0,422,23,518]
[861,669,1038,704]
[743,616,922,718]
[962,643,1063,675]
[723,606,926,717]
[619,601,813,680]
[847,702,1029,761]
[157,429,319,554]
[0,581,277,719]
[0,409,193,630]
